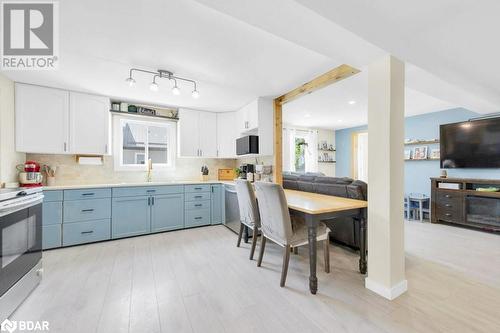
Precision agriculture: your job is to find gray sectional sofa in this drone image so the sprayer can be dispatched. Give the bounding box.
[282,172,367,249]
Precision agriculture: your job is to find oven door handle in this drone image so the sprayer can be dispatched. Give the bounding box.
[0,195,44,216]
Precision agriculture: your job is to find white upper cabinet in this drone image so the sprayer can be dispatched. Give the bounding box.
[237,99,259,134]
[178,108,217,158]
[15,83,111,155]
[235,97,274,156]
[178,108,199,157]
[16,83,70,154]
[69,92,110,155]
[199,112,217,158]
[216,112,237,158]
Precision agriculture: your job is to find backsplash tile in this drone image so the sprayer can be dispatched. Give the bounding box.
[27,154,237,185]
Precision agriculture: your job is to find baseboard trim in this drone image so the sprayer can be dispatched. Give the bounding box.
[365,278,408,300]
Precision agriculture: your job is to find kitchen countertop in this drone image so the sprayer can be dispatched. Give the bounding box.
[42,180,230,190]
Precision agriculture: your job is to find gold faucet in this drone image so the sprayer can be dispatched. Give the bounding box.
[146,158,152,182]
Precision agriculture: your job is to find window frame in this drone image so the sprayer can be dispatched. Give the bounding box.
[113,114,176,171]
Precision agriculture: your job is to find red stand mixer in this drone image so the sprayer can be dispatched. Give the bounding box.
[17,161,43,187]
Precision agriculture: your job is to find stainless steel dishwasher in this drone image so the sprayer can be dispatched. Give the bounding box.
[224,183,240,234]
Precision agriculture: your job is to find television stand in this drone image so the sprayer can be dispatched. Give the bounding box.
[430,177,500,232]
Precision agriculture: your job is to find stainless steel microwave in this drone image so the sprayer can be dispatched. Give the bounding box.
[236,135,259,155]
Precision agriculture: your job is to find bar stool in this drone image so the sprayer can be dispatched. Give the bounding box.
[235,179,261,260]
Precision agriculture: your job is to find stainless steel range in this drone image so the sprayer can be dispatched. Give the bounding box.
[0,187,43,320]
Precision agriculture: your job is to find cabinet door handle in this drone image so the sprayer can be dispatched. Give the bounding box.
[194,187,202,190]
[445,213,452,217]
[445,204,451,207]
[64,142,67,152]
[81,231,94,234]
[151,197,155,205]
[194,204,202,207]
[81,209,94,212]
[82,193,95,196]
[105,144,108,153]
[445,194,451,198]
[194,217,202,220]
[148,197,151,206]
[200,149,203,157]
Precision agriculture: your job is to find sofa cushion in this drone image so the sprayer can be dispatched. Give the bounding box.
[347,180,367,200]
[314,183,348,197]
[314,176,353,185]
[297,181,315,193]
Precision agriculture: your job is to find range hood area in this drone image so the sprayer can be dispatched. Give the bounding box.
[236,135,259,155]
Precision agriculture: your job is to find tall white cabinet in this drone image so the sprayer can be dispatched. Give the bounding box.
[15,83,110,155]
[178,108,217,158]
[15,84,70,154]
[216,112,237,158]
[69,92,110,155]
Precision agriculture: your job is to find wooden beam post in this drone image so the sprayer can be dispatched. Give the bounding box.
[273,100,283,184]
[273,64,360,185]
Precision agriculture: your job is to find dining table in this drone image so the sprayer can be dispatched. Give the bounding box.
[283,189,368,295]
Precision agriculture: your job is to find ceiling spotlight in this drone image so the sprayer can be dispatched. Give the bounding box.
[125,77,136,87]
[149,77,159,92]
[304,113,311,118]
[337,119,343,123]
[192,89,200,99]
[172,81,181,95]
[348,100,356,105]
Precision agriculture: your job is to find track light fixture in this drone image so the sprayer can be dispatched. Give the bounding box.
[125,68,200,98]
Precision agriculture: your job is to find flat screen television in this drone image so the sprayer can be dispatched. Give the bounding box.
[440,117,500,168]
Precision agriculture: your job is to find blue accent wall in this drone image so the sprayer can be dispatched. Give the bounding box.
[335,108,500,196]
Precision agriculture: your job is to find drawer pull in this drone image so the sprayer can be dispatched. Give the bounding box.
[147,189,156,193]
[445,213,452,217]
[194,204,202,207]
[445,204,451,207]
[445,194,451,198]
[194,217,203,220]
[194,187,203,190]
[194,195,203,199]
[81,209,94,212]
[81,230,94,234]
[82,193,95,196]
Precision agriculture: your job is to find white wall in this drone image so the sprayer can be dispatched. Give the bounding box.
[0,74,25,185]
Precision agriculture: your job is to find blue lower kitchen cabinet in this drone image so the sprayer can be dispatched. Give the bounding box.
[210,184,224,225]
[112,196,151,239]
[151,194,184,232]
[42,190,63,249]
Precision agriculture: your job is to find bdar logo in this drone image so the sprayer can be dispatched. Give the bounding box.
[0,319,17,333]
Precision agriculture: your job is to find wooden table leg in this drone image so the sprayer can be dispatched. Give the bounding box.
[306,214,318,294]
[359,214,367,275]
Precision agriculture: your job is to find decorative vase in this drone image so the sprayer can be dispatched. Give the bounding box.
[47,176,56,186]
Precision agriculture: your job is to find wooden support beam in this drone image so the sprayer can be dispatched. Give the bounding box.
[275,64,360,105]
[273,100,283,184]
[273,64,360,185]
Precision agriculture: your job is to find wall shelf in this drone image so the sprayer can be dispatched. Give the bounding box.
[404,140,439,145]
[405,158,440,161]
[110,110,178,121]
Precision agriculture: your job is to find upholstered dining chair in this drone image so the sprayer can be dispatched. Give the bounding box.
[254,181,331,287]
[235,179,261,260]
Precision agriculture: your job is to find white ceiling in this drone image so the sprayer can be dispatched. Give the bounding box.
[1,0,498,116]
[283,70,458,130]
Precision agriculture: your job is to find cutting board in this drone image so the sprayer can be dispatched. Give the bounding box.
[218,169,236,181]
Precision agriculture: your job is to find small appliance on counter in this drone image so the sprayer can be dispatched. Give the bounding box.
[17,161,43,187]
[239,164,255,180]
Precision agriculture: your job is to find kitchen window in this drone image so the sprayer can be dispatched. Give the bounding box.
[113,116,176,171]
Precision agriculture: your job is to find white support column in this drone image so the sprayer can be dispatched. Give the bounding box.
[365,55,407,300]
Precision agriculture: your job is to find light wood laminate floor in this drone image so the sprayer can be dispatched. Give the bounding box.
[12,222,500,333]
